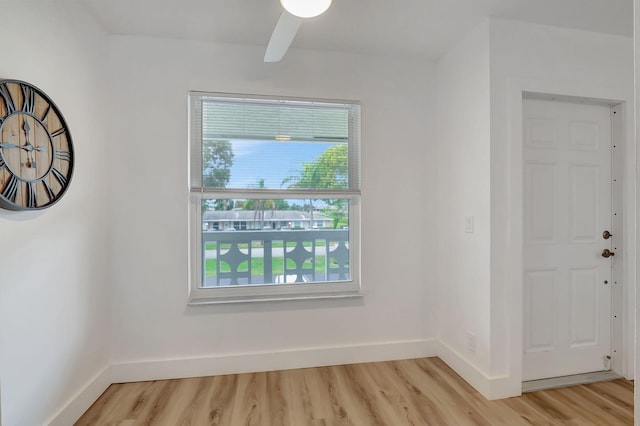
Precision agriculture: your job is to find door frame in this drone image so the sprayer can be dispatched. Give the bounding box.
[504,79,635,392]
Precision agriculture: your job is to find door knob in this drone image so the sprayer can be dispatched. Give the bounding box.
[603,230,612,240]
[601,249,615,258]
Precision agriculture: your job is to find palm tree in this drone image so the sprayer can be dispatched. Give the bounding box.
[244,178,274,229]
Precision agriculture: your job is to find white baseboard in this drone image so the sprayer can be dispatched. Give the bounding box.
[111,338,439,383]
[436,341,520,400]
[46,365,112,426]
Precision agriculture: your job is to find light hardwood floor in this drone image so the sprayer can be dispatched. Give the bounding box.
[75,357,633,425]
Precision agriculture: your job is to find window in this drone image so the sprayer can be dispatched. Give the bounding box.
[189,93,361,303]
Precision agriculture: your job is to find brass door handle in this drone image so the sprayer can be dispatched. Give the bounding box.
[602,249,615,258]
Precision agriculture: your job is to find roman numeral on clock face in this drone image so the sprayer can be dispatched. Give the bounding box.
[54,150,71,161]
[2,175,18,203]
[41,104,51,122]
[50,128,66,139]
[26,181,36,208]
[42,180,55,201]
[51,167,68,186]
[0,83,16,115]
[21,84,35,114]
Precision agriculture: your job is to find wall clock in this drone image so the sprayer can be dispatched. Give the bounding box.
[0,79,73,210]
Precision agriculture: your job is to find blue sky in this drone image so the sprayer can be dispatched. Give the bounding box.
[228,139,336,189]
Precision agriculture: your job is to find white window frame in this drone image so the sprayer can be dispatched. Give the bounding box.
[188,92,361,304]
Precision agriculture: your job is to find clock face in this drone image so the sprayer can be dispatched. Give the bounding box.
[0,80,73,210]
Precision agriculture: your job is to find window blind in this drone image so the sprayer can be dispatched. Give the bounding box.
[190,94,361,192]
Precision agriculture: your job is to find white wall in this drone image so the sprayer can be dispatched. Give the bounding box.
[490,19,634,396]
[0,3,111,426]
[435,20,493,377]
[107,36,439,379]
[436,18,634,400]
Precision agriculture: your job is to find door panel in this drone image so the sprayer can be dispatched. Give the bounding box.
[523,98,612,381]
[524,269,557,352]
[525,163,557,243]
[569,165,599,242]
[569,267,598,347]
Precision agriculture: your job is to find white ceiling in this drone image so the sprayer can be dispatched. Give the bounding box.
[82,0,632,60]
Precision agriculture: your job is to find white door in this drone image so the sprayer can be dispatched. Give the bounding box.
[523,98,613,381]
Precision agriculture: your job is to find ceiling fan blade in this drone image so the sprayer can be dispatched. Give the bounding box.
[264,11,302,62]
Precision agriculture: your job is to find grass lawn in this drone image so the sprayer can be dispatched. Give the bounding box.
[205,256,328,278]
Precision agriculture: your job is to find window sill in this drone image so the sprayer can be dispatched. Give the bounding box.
[189,279,361,305]
[187,290,363,305]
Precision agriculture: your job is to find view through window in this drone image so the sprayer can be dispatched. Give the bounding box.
[189,93,361,302]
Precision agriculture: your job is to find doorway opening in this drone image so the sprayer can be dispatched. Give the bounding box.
[521,94,624,391]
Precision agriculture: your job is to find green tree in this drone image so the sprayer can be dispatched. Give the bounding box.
[282,145,349,228]
[320,204,349,229]
[242,199,256,210]
[202,140,234,214]
[274,199,290,210]
[203,140,234,188]
[282,145,348,191]
[213,199,234,211]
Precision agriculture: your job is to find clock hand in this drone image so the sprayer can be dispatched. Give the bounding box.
[0,142,36,167]
[26,155,34,168]
[0,142,40,152]
[22,120,36,168]
[24,125,48,159]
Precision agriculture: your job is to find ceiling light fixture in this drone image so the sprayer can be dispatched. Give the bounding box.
[280,0,332,18]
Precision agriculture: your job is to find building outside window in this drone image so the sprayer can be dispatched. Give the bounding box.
[189,93,361,303]
[232,221,248,230]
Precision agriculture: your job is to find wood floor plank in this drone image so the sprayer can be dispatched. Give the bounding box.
[284,369,317,424]
[378,360,454,425]
[205,374,238,425]
[275,369,311,425]
[228,372,268,426]
[167,377,214,425]
[350,362,425,426]
[328,364,389,426]
[394,358,493,425]
[583,379,635,409]
[500,395,559,425]
[76,358,633,426]
[314,365,355,425]
[551,386,629,426]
